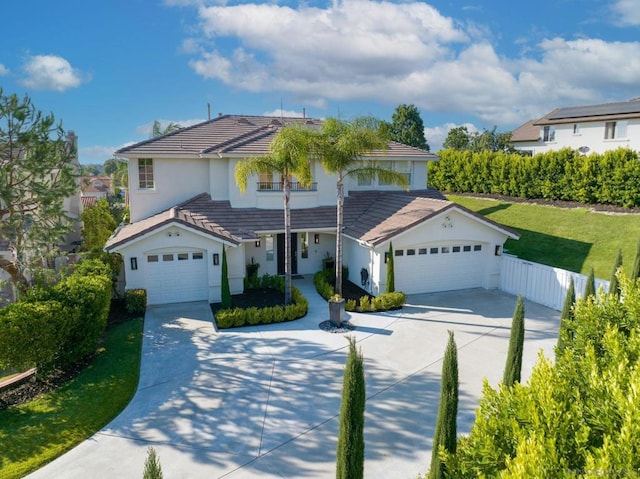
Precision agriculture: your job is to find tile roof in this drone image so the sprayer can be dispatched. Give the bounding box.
[115,114,438,160]
[106,189,517,252]
[510,119,541,143]
[81,196,98,208]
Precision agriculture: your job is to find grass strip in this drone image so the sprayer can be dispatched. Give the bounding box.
[449,194,640,278]
[0,318,143,479]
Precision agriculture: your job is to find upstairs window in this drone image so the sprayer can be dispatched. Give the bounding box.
[605,121,627,139]
[378,160,411,187]
[542,126,555,142]
[138,158,154,189]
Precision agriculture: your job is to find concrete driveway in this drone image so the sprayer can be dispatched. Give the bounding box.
[27,278,560,479]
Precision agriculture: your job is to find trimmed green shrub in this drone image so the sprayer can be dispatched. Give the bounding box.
[336,336,366,479]
[0,300,68,373]
[221,249,231,309]
[314,270,335,300]
[503,296,525,387]
[359,295,371,312]
[386,242,395,293]
[125,289,147,315]
[72,257,114,278]
[378,292,406,310]
[429,147,640,207]
[215,285,308,329]
[428,331,458,479]
[346,299,357,312]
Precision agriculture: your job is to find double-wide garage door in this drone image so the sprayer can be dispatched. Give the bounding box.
[394,243,486,294]
[145,251,208,305]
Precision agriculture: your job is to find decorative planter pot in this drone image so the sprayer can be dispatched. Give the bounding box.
[323,259,335,270]
[329,298,345,327]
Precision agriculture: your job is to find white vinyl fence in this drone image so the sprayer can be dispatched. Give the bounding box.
[499,254,610,311]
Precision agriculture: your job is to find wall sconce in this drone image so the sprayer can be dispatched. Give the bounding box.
[255,240,261,247]
[495,245,502,256]
[314,233,320,244]
[130,257,138,270]
[384,252,389,264]
[213,253,220,265]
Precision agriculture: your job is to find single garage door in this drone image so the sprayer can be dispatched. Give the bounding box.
[394,243,486,294]
[145,251,208,305]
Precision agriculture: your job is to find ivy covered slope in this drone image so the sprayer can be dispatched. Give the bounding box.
[443,272,640,477]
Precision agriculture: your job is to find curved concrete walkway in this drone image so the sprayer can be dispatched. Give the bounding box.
[27,278,559,478]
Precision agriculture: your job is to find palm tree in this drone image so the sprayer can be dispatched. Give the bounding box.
[151,120,181,138]
[317,117,409,296]
[235,125,314,304]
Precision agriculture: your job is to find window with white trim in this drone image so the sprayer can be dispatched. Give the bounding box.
[138,158,154,189]
[542,126,555,142]
[605,121,627,139]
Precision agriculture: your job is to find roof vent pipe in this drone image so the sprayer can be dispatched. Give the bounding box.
[302,107,306,118]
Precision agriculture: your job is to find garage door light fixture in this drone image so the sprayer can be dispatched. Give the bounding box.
[255,240,261,247]
[213,253,220,265]
[130,257,138,270]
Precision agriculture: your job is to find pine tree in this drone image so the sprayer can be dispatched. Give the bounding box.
[386,242,395,293]
[336,336,366,479]
[143,447,163,479]
[609,249,623,296]
[583,266,596,299]
[556,277,575,357]
[429,331,459,479]
[503,296,525,387]
[221,248,231,308]
[632,238,640,281]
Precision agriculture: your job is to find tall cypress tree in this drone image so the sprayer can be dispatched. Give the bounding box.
[556,277,575,357]
[609,249,623,296]
[503,296,525,387]
[336,336,366,479]
[429,331,459,479]
[632,238,640,281]
[386,242,395,293]
[221,248,231,308]
[583,266,596,299]
[143,447,164,479]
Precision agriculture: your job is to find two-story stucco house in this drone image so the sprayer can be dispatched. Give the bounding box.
[512,98,640,155]
[106,114,518,305]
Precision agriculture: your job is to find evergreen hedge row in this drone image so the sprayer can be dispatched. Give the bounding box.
[428,147,640,207]
[0,259,112,373]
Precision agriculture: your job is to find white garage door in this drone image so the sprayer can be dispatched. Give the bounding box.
[145,251,208,305]
[394,243,486,294]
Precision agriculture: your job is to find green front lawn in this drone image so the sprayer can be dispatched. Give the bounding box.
[0,318,143,479]
[449,195,640,279]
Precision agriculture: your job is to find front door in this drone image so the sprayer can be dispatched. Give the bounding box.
[277,233,298,275]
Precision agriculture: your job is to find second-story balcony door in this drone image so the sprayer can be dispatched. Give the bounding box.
[277,233,298,275]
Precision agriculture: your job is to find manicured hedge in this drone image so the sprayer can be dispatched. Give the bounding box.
[215,274,308,329]
[0,259,112,373]
[313,270,406,312]
[125,289,147,315]
[428,147,640,207]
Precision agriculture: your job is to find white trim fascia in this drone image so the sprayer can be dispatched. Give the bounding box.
[107,221,238,252]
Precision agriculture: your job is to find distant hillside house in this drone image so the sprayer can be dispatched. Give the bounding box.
[512,98,640,156]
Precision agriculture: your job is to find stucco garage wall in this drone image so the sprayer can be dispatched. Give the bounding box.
[117,224,242,304]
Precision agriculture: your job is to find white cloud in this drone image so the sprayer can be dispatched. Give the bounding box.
[0,64,9,75]
[20,55,85,92]
[262,109,305,118]
[611,0,640,26]
[424,122,478,152]
[135,118,205,136]
[173,1,640,126]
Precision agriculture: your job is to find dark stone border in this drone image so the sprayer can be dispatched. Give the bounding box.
[319,320,355,334]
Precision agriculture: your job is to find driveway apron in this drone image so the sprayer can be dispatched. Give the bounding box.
[26,279,560,478]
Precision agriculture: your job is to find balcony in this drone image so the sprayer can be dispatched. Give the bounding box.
[257,182,317,192]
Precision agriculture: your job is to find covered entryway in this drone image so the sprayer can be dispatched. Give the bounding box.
[145,251,208,305]
[394,242,486,294]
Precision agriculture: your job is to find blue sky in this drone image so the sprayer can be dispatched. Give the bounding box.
[2,0,639,163]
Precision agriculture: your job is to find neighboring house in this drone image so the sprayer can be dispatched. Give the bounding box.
[106,114,519,305]
[512,98,640,155]
[80,175,113,201]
